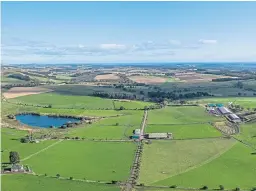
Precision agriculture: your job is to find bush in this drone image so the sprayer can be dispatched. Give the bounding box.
[56,174,60,178]
[169,185,177,188]
[235,188,240,191]
[201,186,208,190]
[111,180,117,184]
[20,137,29,143]
[219,185,225,190]
[69,177,73,180]
[44,173,47,176]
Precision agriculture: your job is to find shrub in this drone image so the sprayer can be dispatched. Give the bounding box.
[235,188,240,191]
[219,185,225,190]
[111,180,117,184]
[56,174,60,178]
[20,137,29,143]
[169,185,177,188]
[69,177,73,180]
[201,186,208,190]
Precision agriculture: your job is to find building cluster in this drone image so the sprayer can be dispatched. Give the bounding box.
[131,129,172,140]
[206,103,241,123]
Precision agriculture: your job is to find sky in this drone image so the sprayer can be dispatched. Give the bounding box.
[1,1,256,64]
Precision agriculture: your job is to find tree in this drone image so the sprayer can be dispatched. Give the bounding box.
[219,185,224,190]
[115,123,119,126]
[48,104,52,108]
[56,174,60,178]
[235,187,240,191]
[9,151,20,164]
[119,106,125,110]
[20,137,29,143]
[201,186,208,190]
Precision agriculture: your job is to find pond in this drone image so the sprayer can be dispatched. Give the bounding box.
[15,114,80,128]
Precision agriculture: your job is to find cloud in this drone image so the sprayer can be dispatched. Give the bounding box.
[199,39,217,44]
[100,44,126,50]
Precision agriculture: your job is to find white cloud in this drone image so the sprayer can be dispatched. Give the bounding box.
[100,44,126,50]
[199,39,217,44]
[169,40,181,45]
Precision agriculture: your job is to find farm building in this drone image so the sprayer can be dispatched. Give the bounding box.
[217,107,232,115]
[145,133,172,139]
[131,135,140,139]
[228,114,241,123]
[133,129,141,135]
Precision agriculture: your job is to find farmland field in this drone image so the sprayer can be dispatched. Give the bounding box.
[194,97,256,108]
[148,106,221,124]
[235,122,256,148]
[114,100,155,109]
[24,141,136,181]
[2,174,119,191]
[155,143,255,189]
[146,123,222,139]
[10,92,115,109]
[139,138,235,185]
[129,75,176,84]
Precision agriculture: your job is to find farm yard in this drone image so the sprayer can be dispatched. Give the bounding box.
[1,86,256,191]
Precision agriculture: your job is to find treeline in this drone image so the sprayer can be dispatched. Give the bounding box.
[91,91,138,100]
[8,73,30,81]
[148,91,213,102]
[212,77,254,82]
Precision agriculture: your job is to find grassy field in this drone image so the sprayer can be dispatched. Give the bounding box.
[1,139,58,163]
[113,100,154,109]
[2,174,120,191]
[235,122,256,148]
[68,111,143,139]
[148,106,221,124]
[154,143,255,189]
[139,138,235,185]
[24,141,136,181]
[1,76,26,84]
[194,97,256,109]
[146,123,222,139]
[1,128,27,151]
[10,93,115,109]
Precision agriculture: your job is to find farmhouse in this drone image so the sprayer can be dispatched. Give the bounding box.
[145,133,172,139]
[217,107,232,115]
[228,114,241,123]
[133,129,141,135]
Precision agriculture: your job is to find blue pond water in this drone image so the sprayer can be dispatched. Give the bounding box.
[15,114,80,128]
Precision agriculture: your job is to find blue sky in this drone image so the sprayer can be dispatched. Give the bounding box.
[1,1,256,64]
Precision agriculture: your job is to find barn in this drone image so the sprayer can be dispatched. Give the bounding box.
[228,114,241,123]
[217,107,232,115]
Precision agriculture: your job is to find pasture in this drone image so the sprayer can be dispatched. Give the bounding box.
[2,174,119,191]
[10,92,115,109]
[114,100,155,109]
[147,106,221,124]
[155,143,255,189]
[146,123,222,139]
[24,141,136,181]
[236,122,256,148]
[139,138,235,185]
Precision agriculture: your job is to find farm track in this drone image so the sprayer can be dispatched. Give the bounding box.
[21,140,63,162]
[124,110,148,191]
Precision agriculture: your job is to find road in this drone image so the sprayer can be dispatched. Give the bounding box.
[140,110,148,140]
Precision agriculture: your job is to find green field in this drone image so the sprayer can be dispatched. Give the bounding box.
[114,100,154,109]
[194,97,256,109]
[2,174,120,191]
[155,143,255,189]
[146,123,222,139]
[68,111,143,139]
[148,106,221,124]
[24,141,136,181]
[139,138,235,185]
[10,93,115,109]
[236,122,256,148]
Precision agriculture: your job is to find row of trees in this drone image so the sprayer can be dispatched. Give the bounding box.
[8,73,31,81]
[148,91,213,101]
[91,92,138,100]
